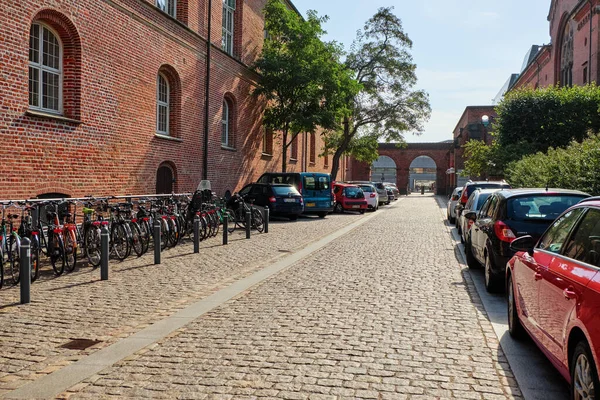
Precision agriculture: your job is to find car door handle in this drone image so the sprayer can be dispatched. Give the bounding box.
[534,272,543,281]
[563,288,577,300]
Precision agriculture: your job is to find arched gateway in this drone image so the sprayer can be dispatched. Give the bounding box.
[348,142,454,195]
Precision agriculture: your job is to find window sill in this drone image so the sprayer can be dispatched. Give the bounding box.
[261,152,273,159]
[26,110,82,125]
[221,145,236,152]
[289,158,298,164]
[154,133,183,142]
[309,162,316,166]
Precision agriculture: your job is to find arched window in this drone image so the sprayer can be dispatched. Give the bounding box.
[222,0,235,55]
[291,135,298,160]
[560,22,574,87]
[29,23,62,114]
[221,98,234,147]
[156,73,170,135]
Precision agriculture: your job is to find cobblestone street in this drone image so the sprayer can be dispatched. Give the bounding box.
[2,195,524,399]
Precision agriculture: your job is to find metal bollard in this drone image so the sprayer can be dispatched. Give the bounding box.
[223,214,228,245]
[20,238,31,304]
[154,219,161,265]
[245,210,251,239]
[264,206,269,234]
[101,227,109,280]
[193,216,200,254]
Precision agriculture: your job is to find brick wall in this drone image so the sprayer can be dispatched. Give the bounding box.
[0,0,331,200]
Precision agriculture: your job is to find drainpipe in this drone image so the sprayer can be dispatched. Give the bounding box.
[589,0,593,83]
[202,0,213,180]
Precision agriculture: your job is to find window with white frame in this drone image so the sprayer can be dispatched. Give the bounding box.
[222,100,230,146]
[29,23,62,114]
[157,74,170,135]
[222,0,235,55]
[156,0,177,18]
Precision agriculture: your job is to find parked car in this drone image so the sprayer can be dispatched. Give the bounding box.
[385,183,400,198]
[507,196,600,399]
[385,187,396,202]
[238,183,304,220]
[446,186,463,223]
[356,183,379,211]
[457,188,496,243]
[257,172,333,218]
[333,183,368,213]
[464,188,590,292]
[348,181,388,205]
[455,180,511,222]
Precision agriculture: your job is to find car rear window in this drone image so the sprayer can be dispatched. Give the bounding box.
[507,195,588,221]
[344,187,364,198]
[359,186,374,192]
[272,186,300,196]
[466,183,510,198]
[304,176,329,191]
[476,193,492,210]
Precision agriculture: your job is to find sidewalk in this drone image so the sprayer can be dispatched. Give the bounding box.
[0,213,365,397]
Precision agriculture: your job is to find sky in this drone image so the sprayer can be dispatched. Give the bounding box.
[293,0,552,143]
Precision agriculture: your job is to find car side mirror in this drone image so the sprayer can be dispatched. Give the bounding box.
[510,235,535,256]
[463,211,477,221]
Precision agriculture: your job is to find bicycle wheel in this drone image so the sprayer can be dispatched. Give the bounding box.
[84,227,101,268]
[234,207,246,229]
[167,218,178,248]
[225,208,236,233]
[49,233,65,276]
[252,208,264,233]
[111,223,129,261]
[200,213,210,240]
[138,219,150,255]
[211,212,220,237]
[129,221,144,257]
[8,235,20,285]
[0,249,3,289]
[160,219,169,251]
[64,230,78,272]
[30,235,40,282]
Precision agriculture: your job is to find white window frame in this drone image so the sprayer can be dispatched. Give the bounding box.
[156,0,177,18]
[29,23,63,115]
[222,0,235,55]
[221,100,230,146]
[156,73,170,136]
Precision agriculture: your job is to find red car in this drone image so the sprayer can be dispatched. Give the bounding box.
[332,183,367,214]
[507,197,600,399]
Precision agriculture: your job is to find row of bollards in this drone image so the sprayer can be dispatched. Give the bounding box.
[18,206,270,305]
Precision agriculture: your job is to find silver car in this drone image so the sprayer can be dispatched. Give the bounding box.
[446,187,463,223]
[456,188,497,243]
[347,181,389,205]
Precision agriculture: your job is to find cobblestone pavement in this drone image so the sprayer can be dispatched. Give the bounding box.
[60,195,523,399]
[0,212,365,397]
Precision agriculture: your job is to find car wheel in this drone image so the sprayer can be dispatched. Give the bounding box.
[334,203,344,213]
[317,212,327,219]
[571,340,599,400]
[465,238,480,269]
[484,251,503,293]
[449,214,455,224]
[457,223,462,236]
[507,274,525,339]
[289,215,298,221]
[359,210,365,214]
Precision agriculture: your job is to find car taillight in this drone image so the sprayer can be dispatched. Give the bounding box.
[494,221,516,242]
[459,189,469,205]
[370,193,376,198]
[269,196,276,203]
[467,220,474,229]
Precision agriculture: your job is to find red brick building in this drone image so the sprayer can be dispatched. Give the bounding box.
[513,0,599,89]
[0,0,332,200]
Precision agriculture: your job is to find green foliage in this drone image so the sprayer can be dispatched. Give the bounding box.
[506,134,600,195]
[252,0,359,171]
[327,7,431,180]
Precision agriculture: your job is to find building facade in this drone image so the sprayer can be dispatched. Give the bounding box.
[513,0,599,90]
[0,0,332,200]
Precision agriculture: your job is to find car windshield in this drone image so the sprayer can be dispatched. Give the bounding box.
[507,195,588,221]
[359,186,374,192]
[272,186,300,196]
[344,187,363,198]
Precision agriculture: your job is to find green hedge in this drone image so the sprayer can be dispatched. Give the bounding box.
[506,134,600,195]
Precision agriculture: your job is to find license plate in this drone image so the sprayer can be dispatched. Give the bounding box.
[352,205,360,209]
[284,198,296,203]
[306,203,315,207]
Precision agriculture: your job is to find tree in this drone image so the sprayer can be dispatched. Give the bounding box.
[325,7,431,181]
[252,0,357,172]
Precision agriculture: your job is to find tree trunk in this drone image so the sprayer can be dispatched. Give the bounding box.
[330,118,353,182]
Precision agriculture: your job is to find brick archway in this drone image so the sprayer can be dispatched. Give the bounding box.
[348,143,454,195]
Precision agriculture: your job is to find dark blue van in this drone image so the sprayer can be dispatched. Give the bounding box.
[257,172,333,218]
